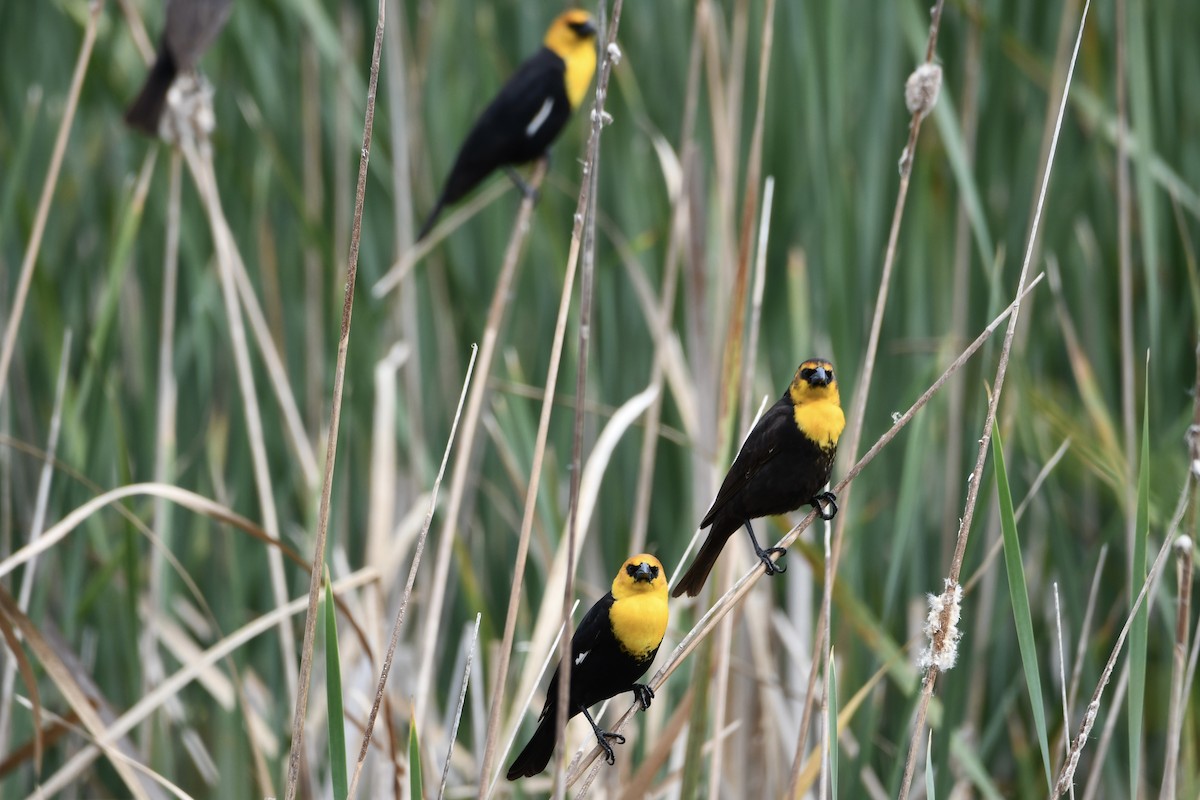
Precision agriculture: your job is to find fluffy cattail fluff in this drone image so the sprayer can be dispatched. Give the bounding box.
[904,63,943,119]
[918,580,963,671]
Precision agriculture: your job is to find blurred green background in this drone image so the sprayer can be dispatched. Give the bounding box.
[1,0,1198,796]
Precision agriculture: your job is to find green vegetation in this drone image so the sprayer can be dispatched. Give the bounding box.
[1,0,1197,797]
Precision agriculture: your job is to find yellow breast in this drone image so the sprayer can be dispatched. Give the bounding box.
[793,400,845,450]
[608,592,668,659]
[562,46,597,109]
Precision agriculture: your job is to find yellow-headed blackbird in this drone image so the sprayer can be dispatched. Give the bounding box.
[416,10,598,241]
[125,0,233,135]
[506,554,669,780]
[672,360,845,598]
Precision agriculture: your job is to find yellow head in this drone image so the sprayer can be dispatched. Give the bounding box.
[609,554,669,658]
[788,359,845,449]
[611,553,668,600]
[543,10,598,109]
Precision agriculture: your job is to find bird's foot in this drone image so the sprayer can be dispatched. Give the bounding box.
[504,166,541,202]
[745,520,787,575]
[756,545,788,575]
[632,683,655,711]
[811,491,839,521]
[596,730,626,765]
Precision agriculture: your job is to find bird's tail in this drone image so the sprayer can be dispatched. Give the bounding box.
[506,712,558,780]
[415,196,447,243]
[671,520,736,598]
[125,48,178,136]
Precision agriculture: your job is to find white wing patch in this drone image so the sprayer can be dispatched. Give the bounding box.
[574,650,589,666]
[525,98,554,138]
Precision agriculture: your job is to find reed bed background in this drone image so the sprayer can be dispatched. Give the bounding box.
[1,0,1198,797]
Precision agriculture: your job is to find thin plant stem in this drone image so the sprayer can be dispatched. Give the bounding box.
[897,2,1092,793]
[346,346,478,800]
[182,138,299,715]
[0,329,71,758]
[0,0,101,406]
[438,614,481,800]
[1159,537,1193,800]
[412,158,547,744]
[551,7,622,797]
[283,0,385,794]
[476,5,626,792]
[791,3,947,788]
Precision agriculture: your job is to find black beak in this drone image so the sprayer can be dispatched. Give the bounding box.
[634,563,654,583]
[807,366,829,386]
[577,19,597,37]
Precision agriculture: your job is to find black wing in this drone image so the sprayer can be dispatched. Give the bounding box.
[439,48,570,205]
[540,591,615,718]
[699,394,794,528]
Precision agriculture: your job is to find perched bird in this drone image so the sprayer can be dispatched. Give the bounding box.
[125,0,233,135]
[672,359,845,598]
[506,554,669,780]
[416,9,598,241]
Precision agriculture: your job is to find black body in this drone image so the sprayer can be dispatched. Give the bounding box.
[673,390,837,598]
[126,0,233,135]
[417,47,572,241]
[505,592,659,779]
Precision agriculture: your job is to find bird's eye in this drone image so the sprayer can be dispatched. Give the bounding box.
[800,368,814,380]
[826,368,834,379]
[626,563,638,578]
[650,566,659,579]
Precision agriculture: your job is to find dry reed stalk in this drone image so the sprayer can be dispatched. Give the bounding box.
[1158,536,1193,800]
[552,46,605,800]
[475,6,627,792]
[346,346,478,800]
[182,139,299,711]
[138,148,183,766]
[0,0,100,406]
[438,613,482,800]
[897,2,1091,791]
[940,3,984,561]
[34,568,377,796]
[411,158,546,746]
[1058,348,1200,797]
[1115,0,1137,560]
[0,330,70,760]
[790,4,947,787]
[283,0,386,794]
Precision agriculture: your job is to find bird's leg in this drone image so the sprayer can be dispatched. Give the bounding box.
[631,683,655,712]
[580,706,625,765]
[810,491,838,521]
[744,520,787,575]
[504,166,541,202]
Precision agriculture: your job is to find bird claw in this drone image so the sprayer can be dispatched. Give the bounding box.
[598,731,625,764]
[812,491,839,521]
[758,547,787,575]
[633,683,655,711]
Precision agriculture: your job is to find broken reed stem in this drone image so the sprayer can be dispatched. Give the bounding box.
[346,347,478,800]
[476,6,625,795]
[789,4,945,789]
[898,3,1090,795]
[566,276,1044,787]
[283,0,385,795]
[0,0,100,407]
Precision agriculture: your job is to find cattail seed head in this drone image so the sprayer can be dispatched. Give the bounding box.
[918,580,963,672]
[904,62,943,119]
